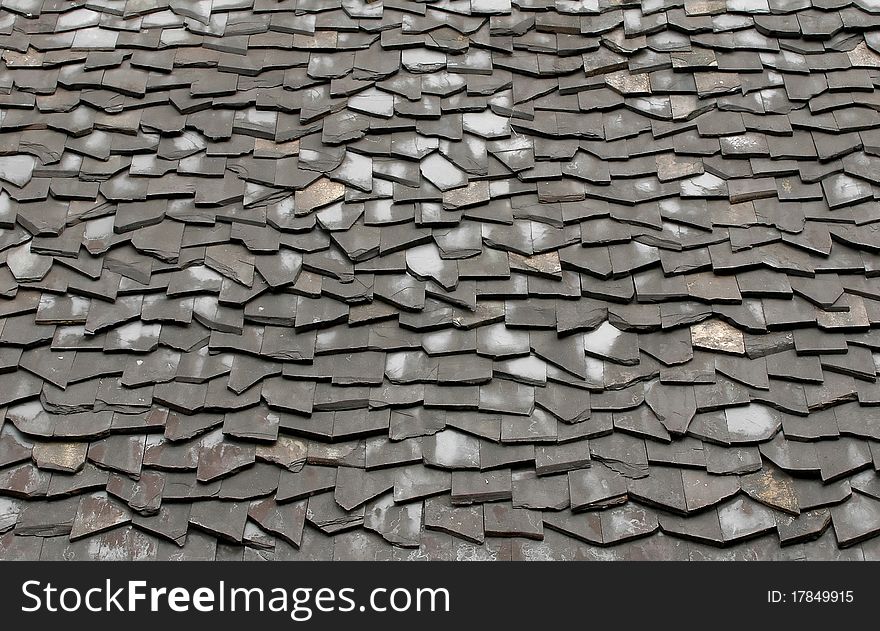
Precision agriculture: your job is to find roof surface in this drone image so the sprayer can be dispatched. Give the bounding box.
[2,0,880,561]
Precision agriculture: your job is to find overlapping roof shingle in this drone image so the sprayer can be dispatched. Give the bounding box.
[2,0,880,561]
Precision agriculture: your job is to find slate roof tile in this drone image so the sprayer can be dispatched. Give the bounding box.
[2,0,880,561]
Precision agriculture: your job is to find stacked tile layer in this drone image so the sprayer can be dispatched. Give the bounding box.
[2,0,880,560]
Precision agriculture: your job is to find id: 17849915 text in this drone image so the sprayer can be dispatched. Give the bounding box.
[768,590,854,604]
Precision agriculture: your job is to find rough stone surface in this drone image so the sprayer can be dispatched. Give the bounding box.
[0,0,878,561]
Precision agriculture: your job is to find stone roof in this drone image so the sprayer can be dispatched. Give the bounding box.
[2,0,880,560]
